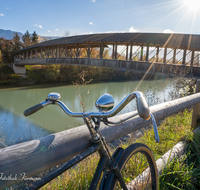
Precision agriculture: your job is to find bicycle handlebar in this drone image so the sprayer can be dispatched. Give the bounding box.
[24,91,150,120]
[24,103,44,117]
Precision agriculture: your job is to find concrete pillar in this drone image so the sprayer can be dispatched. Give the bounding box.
[173,49,176,64]
[129,44,132,61]
[140,46,143,61]
[12,64,26,75]
[100,43,103,59]
[182,49,187,65]
[146,45,149,62]
[156,47,159,62]
[126,44,128,60]
[114,43,117,59]
[163,47,167,63]
[191,79,200,130]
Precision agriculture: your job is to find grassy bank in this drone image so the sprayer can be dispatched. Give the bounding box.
[25,64,144,83]
[39,109,199,189]
[0,64,32,85]
[0,64,166,85]
[159,130,200,189]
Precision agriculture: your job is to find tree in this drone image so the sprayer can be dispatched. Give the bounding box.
[64,30,70,37]
[12,33,22,53]
[0,50,2,65]
[32,31,38,44]
[0,38,13,64]
[22,30,31,47]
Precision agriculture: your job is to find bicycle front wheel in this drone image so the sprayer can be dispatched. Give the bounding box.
[110,143,158,190]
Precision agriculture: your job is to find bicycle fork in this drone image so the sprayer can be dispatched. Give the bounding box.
[83,115,128,190]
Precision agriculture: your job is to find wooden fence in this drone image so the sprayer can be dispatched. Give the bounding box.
[1,80,200,189]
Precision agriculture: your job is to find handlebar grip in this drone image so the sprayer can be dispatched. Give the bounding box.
[137,96,150,120]
[24,103,44,117]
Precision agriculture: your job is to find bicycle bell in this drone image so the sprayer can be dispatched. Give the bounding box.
[95,93,114,111]
[47,92,61,101]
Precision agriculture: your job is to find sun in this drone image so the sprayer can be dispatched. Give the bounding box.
[183,0,200,10]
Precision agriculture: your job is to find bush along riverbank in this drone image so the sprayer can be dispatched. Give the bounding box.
[37,109,200,190]
[0,64,166,85]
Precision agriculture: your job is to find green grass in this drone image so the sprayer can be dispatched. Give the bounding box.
[159,132,200,190]
[40,109,198,190]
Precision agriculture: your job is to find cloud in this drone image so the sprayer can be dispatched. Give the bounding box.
[163,29,174,33]
[92,0,96,2]
[105,26,140,34]
[129,26,140,32]
[48,30,51,32]
[106,31,125,33]
[55,29,58,31]
[33,24,43,29]
[0,14,4,16]
[89,22,93,25]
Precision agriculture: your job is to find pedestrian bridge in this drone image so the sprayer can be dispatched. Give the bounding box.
[13,33,200,77]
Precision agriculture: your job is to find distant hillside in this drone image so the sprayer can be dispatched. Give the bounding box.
[0,29,60,41]
[0,29,23,40]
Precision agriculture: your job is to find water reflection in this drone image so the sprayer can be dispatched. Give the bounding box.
[0,79,175,144]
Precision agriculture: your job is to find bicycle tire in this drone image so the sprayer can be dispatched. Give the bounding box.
[110,143,158,190]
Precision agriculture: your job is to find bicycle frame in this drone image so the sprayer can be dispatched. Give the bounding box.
[27,116,128,190]
[24,91,159,189]
[84,115,128,190]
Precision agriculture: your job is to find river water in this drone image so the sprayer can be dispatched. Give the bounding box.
[0,79,176,145]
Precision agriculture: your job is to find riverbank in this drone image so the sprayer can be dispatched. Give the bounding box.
[0,64,167,86]
[37,109,200,190]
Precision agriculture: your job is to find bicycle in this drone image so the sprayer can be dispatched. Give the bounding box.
[24,91,159,190]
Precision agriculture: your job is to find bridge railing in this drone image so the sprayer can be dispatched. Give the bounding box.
[14,57,200,77]
[1,81,200,189]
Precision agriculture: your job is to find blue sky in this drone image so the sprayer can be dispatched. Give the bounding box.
[0,0,200,36]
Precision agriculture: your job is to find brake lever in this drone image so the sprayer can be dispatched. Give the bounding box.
[150,113,160,143]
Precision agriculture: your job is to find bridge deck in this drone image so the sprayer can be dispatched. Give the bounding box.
[13,33,200,77]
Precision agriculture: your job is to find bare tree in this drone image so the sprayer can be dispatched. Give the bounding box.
[64,30,70,37]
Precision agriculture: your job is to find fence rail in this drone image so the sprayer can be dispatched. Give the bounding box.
[1,91,200,189]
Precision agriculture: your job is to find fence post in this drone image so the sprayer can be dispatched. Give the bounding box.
[191,79,200,129]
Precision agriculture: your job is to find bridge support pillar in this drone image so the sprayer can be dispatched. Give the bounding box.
[163,47,167,63]
[129,44,132,60]
[126,44,128,60]
[140,46,143,61]
[10,64,26,75]
[156,47,159,62]
[100,43,103,59]
[87,44,90,58]
[114,43,117,59]
[173,49,176,63]
[191,50,194,75]
[146,45,149,61]
[182,49,186,65]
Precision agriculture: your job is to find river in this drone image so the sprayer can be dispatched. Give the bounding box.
[0,79,176,145]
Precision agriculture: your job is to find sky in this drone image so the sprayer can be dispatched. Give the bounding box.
[0,0,200,37]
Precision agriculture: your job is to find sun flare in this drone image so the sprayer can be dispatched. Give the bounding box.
[184,0,200,10]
